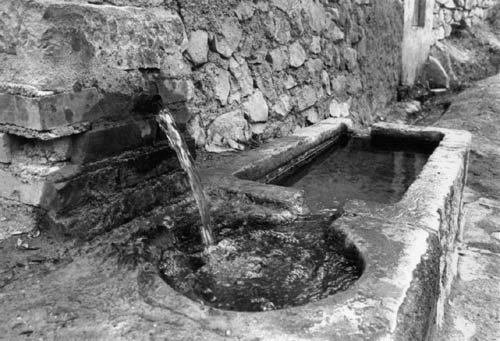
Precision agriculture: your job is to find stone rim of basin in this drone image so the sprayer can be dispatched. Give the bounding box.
[144,118,472,340]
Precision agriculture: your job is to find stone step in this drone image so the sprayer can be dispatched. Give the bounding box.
[0,143,193,239]
[0,143,184,209]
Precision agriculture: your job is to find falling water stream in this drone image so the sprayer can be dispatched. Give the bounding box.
[157,109,215,246]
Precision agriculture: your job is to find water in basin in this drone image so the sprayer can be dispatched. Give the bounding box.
[276,136,432,212]
[159,213,363,312]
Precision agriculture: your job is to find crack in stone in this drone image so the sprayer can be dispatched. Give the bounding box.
[173,0,186,28]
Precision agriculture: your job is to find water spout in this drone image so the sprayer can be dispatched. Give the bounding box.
[157,109,215,246]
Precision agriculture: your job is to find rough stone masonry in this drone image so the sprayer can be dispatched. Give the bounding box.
[0,0,404,236]
[433,0,497,39]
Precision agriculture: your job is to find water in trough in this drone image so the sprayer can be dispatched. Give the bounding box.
[276,135,431,212]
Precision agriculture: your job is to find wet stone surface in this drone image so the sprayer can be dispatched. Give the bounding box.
[159,214,362,312]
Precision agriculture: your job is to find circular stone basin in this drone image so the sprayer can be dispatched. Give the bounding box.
[159,216,363,312]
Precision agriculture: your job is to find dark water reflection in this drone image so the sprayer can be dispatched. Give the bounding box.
[159,214,363,312]
[277,136,431,212]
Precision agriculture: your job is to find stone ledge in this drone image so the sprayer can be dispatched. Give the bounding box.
[2,117,165,166]
[0,122,91,140]
[45,171,189,239]
[0,143,188,239]
[201,118,351,214]
[0,88,101,131]
[0,143,180,208]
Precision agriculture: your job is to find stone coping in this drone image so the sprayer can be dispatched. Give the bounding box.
[142,119,471,340]
[201,118,352,214]
[0,88,101,133]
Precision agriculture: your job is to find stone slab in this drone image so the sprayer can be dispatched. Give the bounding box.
[232,118,351,180]
[0,122,91,141]
[0,1,187,92]
[0,143,186,239]
[0,88,101,131]
[201,118,350,214]
[47,144,180,213]
[46,171,188,239]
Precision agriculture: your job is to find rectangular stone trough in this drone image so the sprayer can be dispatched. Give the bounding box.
[142,118,471,340]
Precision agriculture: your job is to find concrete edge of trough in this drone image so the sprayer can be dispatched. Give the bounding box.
[165,119,470,340]
[201,118,352,214]
[371,122,472,339]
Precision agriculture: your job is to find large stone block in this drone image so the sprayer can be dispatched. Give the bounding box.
[293,85,318,111]
[0,1,186,92]
[1,144,186,237]
[243,90,269,123]
[186,30,209,65]
[0,88,100,131]
[213,17,243,58]
[47,171,188,239]
[206,110,251,151]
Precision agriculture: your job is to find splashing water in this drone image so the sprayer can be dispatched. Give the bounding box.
[157,109,215,246]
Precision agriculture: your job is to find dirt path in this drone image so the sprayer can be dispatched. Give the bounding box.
[427,75,500,340]
[0,225,226,340]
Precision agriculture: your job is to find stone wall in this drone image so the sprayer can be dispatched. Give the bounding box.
[1,0,404,152]
[0,0,404,236]
[433,0,499,40]
[173,0,404,150]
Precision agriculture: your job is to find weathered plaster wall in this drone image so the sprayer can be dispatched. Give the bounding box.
[402,0,436,85]
[402,0,500,86]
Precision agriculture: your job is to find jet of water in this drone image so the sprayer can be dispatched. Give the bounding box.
[157,109,215,246]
